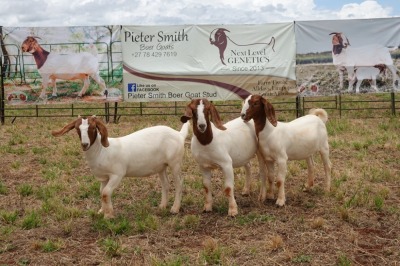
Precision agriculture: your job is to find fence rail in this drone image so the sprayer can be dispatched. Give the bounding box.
[0,92,398,125]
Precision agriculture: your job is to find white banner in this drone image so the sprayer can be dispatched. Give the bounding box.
[122,23,296,102]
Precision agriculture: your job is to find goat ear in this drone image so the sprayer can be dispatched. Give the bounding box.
[261,98,277,127]
[180,105,193,123]
[51,120,77,137]
[208,101,226,130]
[94,118,109,147]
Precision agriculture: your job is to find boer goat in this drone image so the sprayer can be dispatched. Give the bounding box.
[52,115,190,219]
[330,32,399,92]
[181,98,266,217]
[21,36,108,99]
[241,95,331,207]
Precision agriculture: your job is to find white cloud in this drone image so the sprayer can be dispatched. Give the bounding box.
[336,0,393,19]
[0,0,397,26]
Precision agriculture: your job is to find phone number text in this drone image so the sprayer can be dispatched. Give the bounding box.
[132,51,178,58]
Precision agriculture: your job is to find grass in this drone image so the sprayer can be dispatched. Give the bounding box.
[0,110,399,265]
[21,210,41,230]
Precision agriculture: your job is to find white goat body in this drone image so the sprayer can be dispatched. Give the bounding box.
[241,95,331,207]
[181,98,266,216]
[259,114,328,161]
[333,44,393,68]
[190,118,258,168]
[52,116,190,218]
[87,126,187,178]
[21,36,107,99]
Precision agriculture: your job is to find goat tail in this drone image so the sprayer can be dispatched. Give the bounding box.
[180,121,190,139]
[309,108,328,124]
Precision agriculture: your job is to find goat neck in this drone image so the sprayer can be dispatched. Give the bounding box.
[32,48,50,69]
[82,133,103,155]
[252,109,268,137]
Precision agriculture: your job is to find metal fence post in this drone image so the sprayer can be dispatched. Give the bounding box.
[113,102,118,123]
[0,26,5,125]
[0,54,4,125]
[104,102,110,122]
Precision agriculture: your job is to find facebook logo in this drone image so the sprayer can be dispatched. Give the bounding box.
[128,83,137,92]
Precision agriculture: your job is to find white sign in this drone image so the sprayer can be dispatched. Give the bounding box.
[122,23,297,102]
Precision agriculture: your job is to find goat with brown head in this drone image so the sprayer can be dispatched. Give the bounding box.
[241,94,331,207]
[52,115,190,219]
[181,98,268,216]
[21,36,108,99]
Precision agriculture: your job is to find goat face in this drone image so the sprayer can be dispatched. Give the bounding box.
[181,98,226,135]
[21,36,39,53]
[330,32,350,55]
[52,115,109,151]
[78,117,99,151]
[181,99,209,133]
[241,95,277,127]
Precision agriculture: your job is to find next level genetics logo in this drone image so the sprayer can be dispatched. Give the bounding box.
[128,83,137,92]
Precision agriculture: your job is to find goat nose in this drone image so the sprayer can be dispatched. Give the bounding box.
[241,113,246,119]
[81,143,89,150]
[199,124,206,132]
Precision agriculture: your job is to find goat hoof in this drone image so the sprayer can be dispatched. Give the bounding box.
[104,213,115,219]
[203,207,212,213]
[228,209,238,217]
[158,203,167,209]
[266,193,274,200]
[275,199,285,207]
[241,190,250,196]
[170,206,180,214]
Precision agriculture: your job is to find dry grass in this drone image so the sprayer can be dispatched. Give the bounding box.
[0,111,399,265]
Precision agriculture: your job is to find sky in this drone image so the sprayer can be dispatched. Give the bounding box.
[0,0,398,27]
